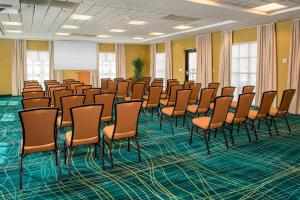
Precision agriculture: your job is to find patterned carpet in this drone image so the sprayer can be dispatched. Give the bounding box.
[0,96,299,199]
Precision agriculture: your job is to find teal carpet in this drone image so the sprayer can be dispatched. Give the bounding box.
[0,96,299,199]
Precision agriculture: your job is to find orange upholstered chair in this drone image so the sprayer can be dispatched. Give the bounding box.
[94,93,115,125]
[22,91,45,99]
[22,97,50,109]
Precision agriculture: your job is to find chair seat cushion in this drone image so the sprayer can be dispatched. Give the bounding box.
[101,116,112,122]
[192,116,223,129]
[124,96,131,101]
[209,103,214,110]
[56,117,72,127]
[22,138,55,154]
[226,112,245,124]
[187,105,208,114]
[162,107,185,116]
[231,101,238,109]
[104,125,136,140]
[142,101,158,108]
[143,95,148,100]
[65,131,98,146]
[160,94,167,99]
[248,109,266,120]
[269,107,284,117]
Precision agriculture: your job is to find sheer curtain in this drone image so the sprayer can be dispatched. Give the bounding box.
[218,31,232,90]
[90,44,99,87]
[115,44,126,79]
[12,40,27,96]
[165,41,173,80]
[287,20,300,114]
[150,44,156,78]
[256,23,277,106]
[49,41,63,83]
[196,34,212,87]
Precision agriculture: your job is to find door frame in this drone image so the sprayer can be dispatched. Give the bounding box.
[184,48,196,81]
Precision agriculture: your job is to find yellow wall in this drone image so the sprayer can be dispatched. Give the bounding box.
[172,37,196,83]
[156,43,165,53]
[0,39,13,95]
[212,32,221,82]
[27,40,49,51]
[99,43,115,52]
[232,27,257,44]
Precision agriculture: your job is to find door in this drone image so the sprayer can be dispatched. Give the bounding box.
[185,49,197,81]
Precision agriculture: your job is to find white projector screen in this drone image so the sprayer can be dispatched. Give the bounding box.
[54,41,97,70]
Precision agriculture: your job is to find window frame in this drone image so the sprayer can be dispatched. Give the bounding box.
[155,52,166,79]
[98,52,117,80]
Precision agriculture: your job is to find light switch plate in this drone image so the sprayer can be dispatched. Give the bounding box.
[282,58,288,64]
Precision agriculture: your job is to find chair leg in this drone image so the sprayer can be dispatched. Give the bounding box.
[244,123,252,142]
[189,125,194,145]
[19,155,23,191]
[159,114,163,130]
[185,114,190,131]
[94,144,97,158]
[283,115,292,134]
[101,137,105,170]
[135,137,141,163]
[204,130,210,155]
[237,124,240,134]
[108,142,114,169]
[251,121,258,141]
[127,138,130,152]
[272,118,279,136]
[170,117,174,135]
[207,129,211,142]
[175,116,178,127]
[258,120,261,130]
[264,119,272,137]
[64,142,67,165]
[214,129,217,138]
[229,125,235,146]
[56,150,62,180]
[221,128,229,150]
[67,147,72,175]
[152,108,154,117]
[142,108,146,116]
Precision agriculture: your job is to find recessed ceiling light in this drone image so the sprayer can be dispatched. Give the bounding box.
[252,3,287,12]
[149,32,164,36]
[173,25,193,30]
[133,37,145,40]
[56,32,70,36]
[97,35,111,38]
[109,29,126,32]
[1,21,22,26]
[6,30,23,33]
[61,25,79,29]
[70,14,92,20]
[186,0,219,6]
[128,20,146,25]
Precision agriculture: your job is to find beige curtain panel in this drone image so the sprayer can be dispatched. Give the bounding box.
[288,20,300,114]
[115,44,126,79]
[90,44,100,87]
[256,23,277,106]
[49,41,63,83]
[150,44,156,78]
[218,31,232,92]
[12,40,27,96]
[196,34,212,87]
[165,41,173,80]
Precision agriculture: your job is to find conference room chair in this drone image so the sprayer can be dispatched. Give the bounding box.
[58,95,85,130]
[153,78,163,82]
[225,93,255,146]
[247,91,277,140]
[160,85,183,107]
[268,89,296,135]
[18,108,61,190]
[24,83,40,88]
[127,79,133,95]
[208,82,220,100]
[70,83,84,94]
[116,81,129,101]
[114,78,124,82]
[100,78,110,92]
[47,84,62,96]
[143,79,151,94]
[83,88,101,104]
[21,97,51,109]
[67,81,80,89]
[189,83,201,104]
[142,86,163,117]
[210,86,236,109]
[24,80,38,84]
[190,95,233,155]
[151,81,163,87]
[94,93,115,125]
[106,80,118,93]
[102,101,143,169]
[161,81,179,99]
[160,89,192,135]
[63,79,75,87]
[75,85,92,95]
[23,87,43,92]
[45,82,60,93]
[22,91,45,99]
[49,86,67,106]
[231,85,255,108]
[64,104,103,173]
[184,81,194,89]
[125,83,145,101]
[44,80,59,88]
[53,89,73,111]
[187,88,215,118]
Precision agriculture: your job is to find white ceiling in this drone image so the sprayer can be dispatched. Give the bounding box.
[0,0,299,43]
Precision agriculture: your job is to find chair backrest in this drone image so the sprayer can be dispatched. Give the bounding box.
[70,83,84,94]
[278,89,296,114]
[127,79,133,93]
[67,81,80,89]
[61,95,85,123]
[101,78,110,89]
[47,84,62,91]
[22,91,45,99]
[151,82,163,87]
[49,86,67,105]
[168,85,183,103]
[25,82,39,87]
[242,85,255,93]
[53,89,73,110]
[117,81,129,97]
[23,87,43,92]
[83,88,101,104]
[22,97,50,109]
[113,101,142,138]
[107,80,118,93]
[147,86,163,106]
[221,86,236,96]
[24,85,41,89]
[24,80,38,84]
[114,78,124,82]
[76,85,92,95]
[174,89,192,114]
[184,81,194,89]
[166,81,179,95]
[189,83,201,102]
[19,108,58,154]
[235,93,255,120]
[63,79,75,87]
[153,78,163,82]
[131,83,145,100]
[94,93,115,120]
[208,82,220,99]
[258,91,277,117]
[198,88,215,110]
[70,104,103,146]
[210,96,233,128]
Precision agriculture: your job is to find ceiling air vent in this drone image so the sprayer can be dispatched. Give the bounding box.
[162,15,201,22]
[21,0,79,9]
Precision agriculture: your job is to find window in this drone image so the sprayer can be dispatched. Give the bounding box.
[231,42,257,99]
[26,51,49,85]
[99,52,116,80]
[155,53,166,78]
